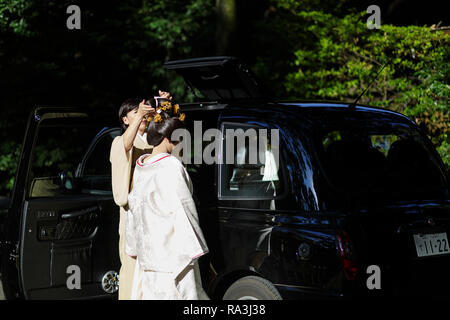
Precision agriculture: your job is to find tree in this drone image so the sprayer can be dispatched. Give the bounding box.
[251,2,450,168]
[0,0,216,196]
[0,0,448,196]
[215,0,237,55]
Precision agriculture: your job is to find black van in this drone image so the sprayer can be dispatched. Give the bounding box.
[0,57,449,299]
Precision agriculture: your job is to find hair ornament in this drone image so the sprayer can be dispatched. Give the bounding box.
[173,104,180,114]
[145,99,185,125]
[153,113,163,123]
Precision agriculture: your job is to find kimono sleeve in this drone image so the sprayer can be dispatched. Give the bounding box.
[110,135,132,207]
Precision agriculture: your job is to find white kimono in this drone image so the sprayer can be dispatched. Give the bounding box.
[125,153,209,300]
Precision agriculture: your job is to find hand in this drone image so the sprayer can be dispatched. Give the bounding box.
[158,90,173,101]
[137,99,156,118]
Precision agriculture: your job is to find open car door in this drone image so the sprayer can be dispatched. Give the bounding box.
[16,107,121,299]
[164,56,266,101]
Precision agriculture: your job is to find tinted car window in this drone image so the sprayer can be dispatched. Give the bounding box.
[27,116,113,198]
[316,119,448,203]
[219,123,283,201]
[78,128,121,194]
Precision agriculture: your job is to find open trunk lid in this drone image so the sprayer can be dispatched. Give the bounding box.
[163,56,265,101]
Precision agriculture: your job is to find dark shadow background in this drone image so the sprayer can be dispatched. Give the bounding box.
[0,0,447,196]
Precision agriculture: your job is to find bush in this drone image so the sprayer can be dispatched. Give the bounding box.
[253,3,450,168]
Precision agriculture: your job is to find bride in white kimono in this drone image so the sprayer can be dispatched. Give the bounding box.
[125,106,209,300]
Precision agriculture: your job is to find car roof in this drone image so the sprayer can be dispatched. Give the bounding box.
[275,100,413,121]
[181,99,414,125]
[31,99,414,128]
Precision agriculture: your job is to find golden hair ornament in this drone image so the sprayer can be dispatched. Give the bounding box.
[153,113,163,123]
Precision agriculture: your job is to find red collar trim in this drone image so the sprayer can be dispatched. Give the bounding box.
[150,154,170,164]
[136,154,170,167]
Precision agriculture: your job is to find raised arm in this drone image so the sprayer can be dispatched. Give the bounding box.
[122,100,154,152]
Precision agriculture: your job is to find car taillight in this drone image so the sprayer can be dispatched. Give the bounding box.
[336,230,357,281]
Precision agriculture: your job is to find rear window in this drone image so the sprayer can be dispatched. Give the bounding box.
[315,118,448,203]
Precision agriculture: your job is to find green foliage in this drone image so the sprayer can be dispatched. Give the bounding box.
[0,141,21,196]
[0,0,448,197]
[0,0,216,196]
[119,0,215,101]
[0,0,33,36]
[254,2,450,168]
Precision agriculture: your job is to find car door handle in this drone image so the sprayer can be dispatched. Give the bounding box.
[60,205,100,219]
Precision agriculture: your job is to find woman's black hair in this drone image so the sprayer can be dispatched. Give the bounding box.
[118,98,141,131]
[146,112,185,147]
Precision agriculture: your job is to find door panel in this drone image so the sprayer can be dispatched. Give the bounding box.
[20,196,120,299]
[17,109,121,299]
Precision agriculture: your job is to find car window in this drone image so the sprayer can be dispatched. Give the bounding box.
[78,128,121,194]
[317,122,448,203]
[219,122,283,202]
[27,116,115,198]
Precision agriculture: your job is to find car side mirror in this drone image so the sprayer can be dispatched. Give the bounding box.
[58,171,81,193]
[0,196,10,210]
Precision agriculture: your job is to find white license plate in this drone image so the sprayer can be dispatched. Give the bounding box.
[413,233,450,257]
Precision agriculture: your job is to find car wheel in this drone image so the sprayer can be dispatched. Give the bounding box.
[223,276,282,300]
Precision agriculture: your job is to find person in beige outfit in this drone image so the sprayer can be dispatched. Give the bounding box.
[110,91,172,300]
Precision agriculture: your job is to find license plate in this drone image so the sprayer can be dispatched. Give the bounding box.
[413,233,450,257]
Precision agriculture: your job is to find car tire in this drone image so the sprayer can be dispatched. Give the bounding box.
[223,276,282,300]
